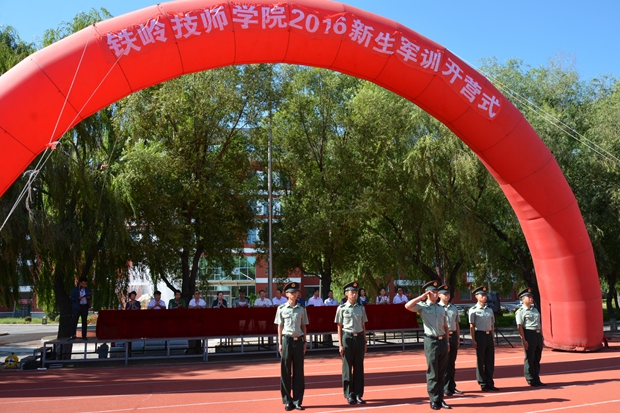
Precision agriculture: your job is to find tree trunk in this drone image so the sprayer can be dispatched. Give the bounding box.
[320,267,332,300]
[53,268,74,359]
[607,272,618,331]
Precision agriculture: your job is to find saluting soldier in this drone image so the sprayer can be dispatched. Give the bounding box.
[469,286,499,392]
[274,282,309,411]
[438,284,463,397]
[405,281,451,410]
[516,287,546,387]
[335,281,369,405]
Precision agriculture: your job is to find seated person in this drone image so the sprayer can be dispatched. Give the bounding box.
[125,291,141,310]
[324,290,339,306]
[254,290,272,307]
[147,291,166,310]
[307,289,324,306]
[272,288,287,306]
[376,288,390,305]
[188,290,206,309]
[296,291,306,306]
[212,291,228,308]
[233,289,251,308]
[168,290,186,309]
[393,287,408,304]
[358,288,369,306]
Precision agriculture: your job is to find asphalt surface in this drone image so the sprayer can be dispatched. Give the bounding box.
[0,324,59,360]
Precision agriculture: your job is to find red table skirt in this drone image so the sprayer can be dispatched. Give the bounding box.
[96,305,418,340]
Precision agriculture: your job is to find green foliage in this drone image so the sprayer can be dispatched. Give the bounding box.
[113,67,265,301]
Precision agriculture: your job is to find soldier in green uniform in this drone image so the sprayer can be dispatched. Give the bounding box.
[274,282,309,411]
[405,280,451,410]
[438,284,463,397]
[516,287,545,387]
[335,281,369,405]
[469,286,499,392]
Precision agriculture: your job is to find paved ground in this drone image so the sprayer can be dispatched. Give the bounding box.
[0,324,59,360]
[1,339,619,413]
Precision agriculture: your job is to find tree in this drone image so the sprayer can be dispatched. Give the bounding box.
[264,66,364,297]
[346,82,485,296]
[5,10,133,339]
[0,26,36,307]
[114,66,266,303]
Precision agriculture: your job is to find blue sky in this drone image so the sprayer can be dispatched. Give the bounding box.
[1,0,617,81]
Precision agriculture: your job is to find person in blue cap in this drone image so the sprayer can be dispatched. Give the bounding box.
[335,281,369,405]
[405,280,451,410]
[274,282,309,411]
[516,287,545,387]
[469,285,499,392]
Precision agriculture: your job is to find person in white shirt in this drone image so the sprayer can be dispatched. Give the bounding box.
[147,291,166,310]
[393,287,408,304]
[272,288,288,306]
[376,288,390,305]
[308,289,324,307]
[324,290,339,306]
[254,290,273,307]
[188,290,207,309]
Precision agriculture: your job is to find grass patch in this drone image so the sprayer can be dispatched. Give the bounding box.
[0,317,58,324]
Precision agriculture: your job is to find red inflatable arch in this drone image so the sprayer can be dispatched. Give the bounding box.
[0,0,602,351]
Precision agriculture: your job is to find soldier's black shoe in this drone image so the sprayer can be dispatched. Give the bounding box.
[536,381,547,386]
[453,389,464,395]
[481,387,491,392]
[68,336,76,341]
[430,401,441,410]
[529,381,540,387]
[294,405,304,411]
[355,396,366,404]
[284,403,294,411]
[441,401,452,409]
[489,386,500,391]
[348,397,356,405]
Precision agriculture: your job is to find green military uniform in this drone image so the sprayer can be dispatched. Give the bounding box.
[438,284,461,395]
[274,282,309,411]
[516,287,544,386]
[411,281,449,408]
[468,286,496,391]
[335,281,368,404]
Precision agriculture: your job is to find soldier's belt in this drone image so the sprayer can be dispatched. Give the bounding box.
[425,334,445,340]
[283,335,304,341]
[525,329,541,333]
[475,330,492,334]
[344,332,363,337]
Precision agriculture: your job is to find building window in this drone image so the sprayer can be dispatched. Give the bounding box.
[460,288,472,301]
[199,256,256,282]
[246,228,259,245]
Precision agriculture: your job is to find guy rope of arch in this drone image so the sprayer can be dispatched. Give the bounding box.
[0,0,603,351]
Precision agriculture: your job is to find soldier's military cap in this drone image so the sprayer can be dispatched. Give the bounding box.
[284,282,300,293]
[438,284,450,294]
[473,285,488,295]
[344,281,360,292]
[518,287,533,299]
[423,280,440,291]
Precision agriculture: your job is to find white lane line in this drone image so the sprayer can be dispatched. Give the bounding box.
[525,399,620,412]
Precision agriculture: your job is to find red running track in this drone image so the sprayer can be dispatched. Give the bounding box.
[1,341,619,413]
